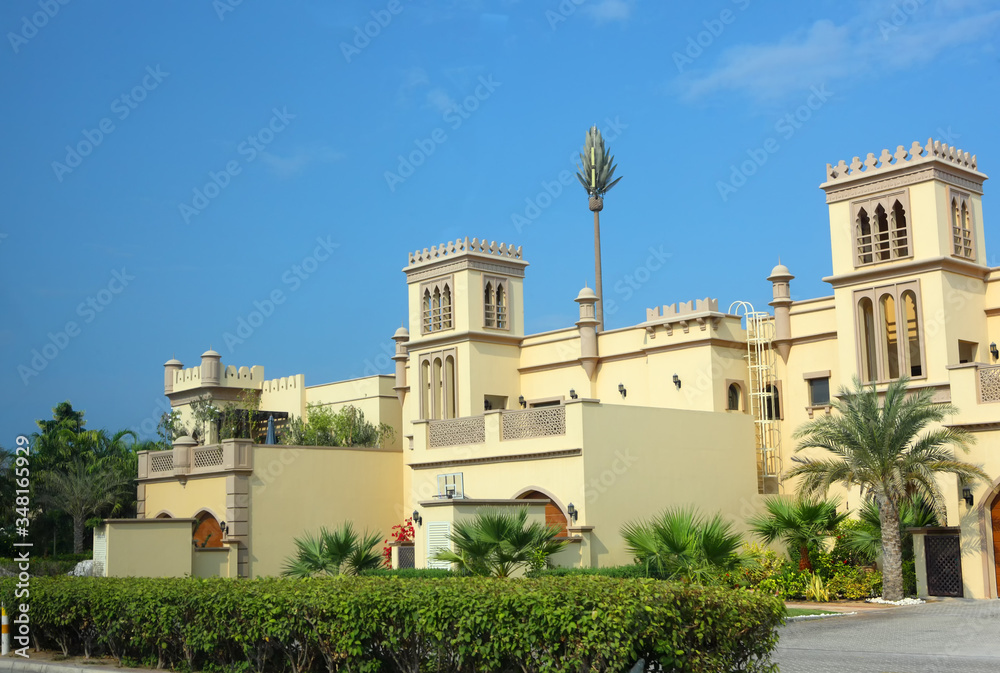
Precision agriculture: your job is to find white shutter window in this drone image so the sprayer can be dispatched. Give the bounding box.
[426,521,452,569]
[93,527,107,576]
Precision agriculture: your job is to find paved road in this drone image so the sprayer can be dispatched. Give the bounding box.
[775,600,1000,673]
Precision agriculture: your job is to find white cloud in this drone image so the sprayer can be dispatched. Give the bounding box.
[260,146,345,178]
[583,0,633,25]
[678,4,1000,102]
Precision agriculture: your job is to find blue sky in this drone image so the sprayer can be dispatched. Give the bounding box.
[1,0,998,440]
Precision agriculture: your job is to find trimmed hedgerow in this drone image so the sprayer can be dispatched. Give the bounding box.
[357,567,455,579]
[0,576,783,672]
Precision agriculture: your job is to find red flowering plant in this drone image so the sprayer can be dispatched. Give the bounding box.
[382,517,416,568]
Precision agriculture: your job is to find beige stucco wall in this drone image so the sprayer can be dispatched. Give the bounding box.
[192,548,233,578]
[144,475,228,522]
[579,404,760,567]
[248,445,403,577]
[104,520,195,578]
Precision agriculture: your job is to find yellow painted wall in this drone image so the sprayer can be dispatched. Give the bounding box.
[248,445,403,577]
[192,548,232,578]
[144,475,228,522]
[579,404,760,567]
[105,520,194,577]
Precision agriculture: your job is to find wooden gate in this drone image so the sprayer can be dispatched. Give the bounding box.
[925,534,963,597]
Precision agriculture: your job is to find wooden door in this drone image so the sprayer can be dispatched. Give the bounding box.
[992,495,1000,595]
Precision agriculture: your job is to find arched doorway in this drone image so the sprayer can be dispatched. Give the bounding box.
[517,490,568,537]
[193,511,224,548]
[154,512,172,519]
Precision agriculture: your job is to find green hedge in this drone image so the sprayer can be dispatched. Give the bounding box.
[357,567,455,579]
[0,576,783,672]
[0,554,89,577]
[530,564,656,579]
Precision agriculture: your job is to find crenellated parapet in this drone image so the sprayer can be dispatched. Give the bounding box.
[261,375,301,394]
[644,298,724,336]
[407,237,523,267]
[223,365,265,384]
[169,360,266,394]
[646,298,719,321]
[823,138,984,186]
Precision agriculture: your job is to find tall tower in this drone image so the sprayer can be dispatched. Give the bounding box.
[402,238,528,420]
[821,139,988,385]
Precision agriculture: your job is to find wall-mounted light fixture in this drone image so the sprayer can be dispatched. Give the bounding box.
[991,343,998,361]
[672,374,681,390]
[518,395,526,408]
[962,487,974,507]
[412,510,423,526]
[569,389,578,399]
[618,383,627,398]
[484,399,492,411]
[220,521,228,536]
[567,502,579,522]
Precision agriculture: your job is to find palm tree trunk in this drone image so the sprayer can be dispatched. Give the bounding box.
[799,545,812,571]
[879,499,905,601]
[594,209,604,331]
[73,515,85,555]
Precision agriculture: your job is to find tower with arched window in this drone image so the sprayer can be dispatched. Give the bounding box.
[821,140,989,386]
[402,238,528,420]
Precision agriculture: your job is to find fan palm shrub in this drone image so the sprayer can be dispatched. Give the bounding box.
[788,376,988,600]
[432,507,566,578]
[282,522,383,577]
[621,507,744,584]
[841,495,938,564]
[747,496,846,571]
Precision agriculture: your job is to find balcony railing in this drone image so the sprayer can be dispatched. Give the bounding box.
[138,439,253,480]
[429,416,486,448]
[978,364,1000,403]
[501,406,566,441]
[426,406,567,448]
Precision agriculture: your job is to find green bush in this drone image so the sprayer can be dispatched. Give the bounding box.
[530,564,656,579]
[825,565,882,600]
[0,576,784,672]
[0,553,90,577]
[358,567,455,578]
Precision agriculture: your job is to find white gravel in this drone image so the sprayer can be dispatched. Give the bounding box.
[865,596,925,606]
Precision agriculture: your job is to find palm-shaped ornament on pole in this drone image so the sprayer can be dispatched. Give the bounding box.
[575,126,622,331]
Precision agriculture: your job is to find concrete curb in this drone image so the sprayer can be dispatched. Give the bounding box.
[0,657,143,672]
[786,611,858,622]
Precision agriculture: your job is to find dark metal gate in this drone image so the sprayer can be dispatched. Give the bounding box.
[925,534,963,597]
[397,545,415,569]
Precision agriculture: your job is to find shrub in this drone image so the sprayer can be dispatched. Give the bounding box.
[358,567,455,578]
[825,565,882,600]
[531,564,656,579]
[0,576,784,672]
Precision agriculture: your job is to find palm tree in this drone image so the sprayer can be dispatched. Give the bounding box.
[621,507,744,584]
[282,522,383,577]
[747,497,847,571]
[788,376,988,600]
[433,507,566,578]
[37,458,131,553]
[843,495,939,565]
[575,126,622,332]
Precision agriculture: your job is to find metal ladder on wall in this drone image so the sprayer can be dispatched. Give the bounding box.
[730,302,781,494]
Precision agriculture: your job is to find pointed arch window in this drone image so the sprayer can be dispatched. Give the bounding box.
[852,190,912,268]
[854,281,924,382]
[950,189,974,260]
[858,296,877,383]
[419,276,455,335]
[483,275,510,331]
[418,348,458,420]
